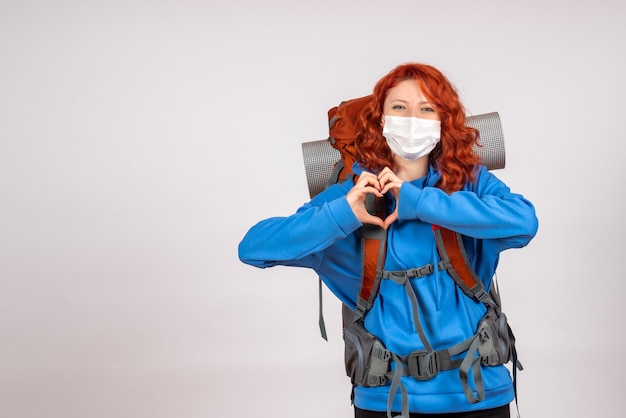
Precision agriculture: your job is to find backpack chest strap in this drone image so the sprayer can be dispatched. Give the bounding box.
[380,264,436,354]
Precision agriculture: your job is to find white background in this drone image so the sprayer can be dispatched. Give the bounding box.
[1,0,624,417]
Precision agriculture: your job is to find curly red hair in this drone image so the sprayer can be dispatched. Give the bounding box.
[355,63,481,193]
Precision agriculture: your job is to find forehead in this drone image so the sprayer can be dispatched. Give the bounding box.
[385,79,428,102]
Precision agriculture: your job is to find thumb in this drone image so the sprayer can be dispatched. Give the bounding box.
[383,211,398,230]
[362,213,385,229]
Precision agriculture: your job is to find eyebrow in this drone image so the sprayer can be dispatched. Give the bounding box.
[389,99,434,105]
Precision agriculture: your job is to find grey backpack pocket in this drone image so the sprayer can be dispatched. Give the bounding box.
[477,306,519,367]
[343,321,391,387]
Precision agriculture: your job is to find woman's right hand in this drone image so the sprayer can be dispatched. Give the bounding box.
[346,171,385,228]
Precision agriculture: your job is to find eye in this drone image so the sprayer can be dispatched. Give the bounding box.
[392,104,406,110]
[421,106,436,112]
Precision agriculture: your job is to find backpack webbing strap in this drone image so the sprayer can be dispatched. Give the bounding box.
[386,354,409,418]
[401,330,476,381]
[381,266,435,353]
[432,225,495,307]
[318,278,328,341]
[459,334,488,404]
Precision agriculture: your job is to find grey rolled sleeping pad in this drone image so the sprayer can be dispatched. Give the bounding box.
[302,112,506,198]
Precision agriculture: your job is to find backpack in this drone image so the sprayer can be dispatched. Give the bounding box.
[301,97,521,416]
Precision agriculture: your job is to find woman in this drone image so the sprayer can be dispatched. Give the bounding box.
[238,63,538,417]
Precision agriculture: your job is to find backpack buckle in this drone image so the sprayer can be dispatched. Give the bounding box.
[406,264,434,279]
[407,350,439,380]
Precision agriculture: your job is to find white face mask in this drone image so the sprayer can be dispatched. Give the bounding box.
[382,115,441,160]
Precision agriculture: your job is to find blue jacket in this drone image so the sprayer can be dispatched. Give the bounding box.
[239,164,538,414]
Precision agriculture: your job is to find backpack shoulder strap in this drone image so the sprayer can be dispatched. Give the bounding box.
[432,225,496,307]
[353,194,387,322]
[316,174,387,339]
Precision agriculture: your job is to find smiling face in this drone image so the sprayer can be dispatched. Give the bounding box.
[382,79,440,121]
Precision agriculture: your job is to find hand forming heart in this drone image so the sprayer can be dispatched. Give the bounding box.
[346,167,403,230]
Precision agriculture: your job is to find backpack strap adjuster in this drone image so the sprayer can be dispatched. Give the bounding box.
[407,350,439,380]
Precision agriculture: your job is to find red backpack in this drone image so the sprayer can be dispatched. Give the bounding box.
[301,98,521,411]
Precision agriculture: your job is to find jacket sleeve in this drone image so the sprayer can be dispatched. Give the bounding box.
[238,186,362,269]
[398,166,538,249]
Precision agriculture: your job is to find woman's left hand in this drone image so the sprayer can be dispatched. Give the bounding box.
[377,167,403,229]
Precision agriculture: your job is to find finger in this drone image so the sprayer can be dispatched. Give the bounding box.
[380,181,401,195]
[358,185,383,198]
[357,170,378,183]
[347,185,383,208]
[358,173,383,191]
[383,211,398,230]
[377,167,398,189]
[362,213,385,228]
[350,182,383,195]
